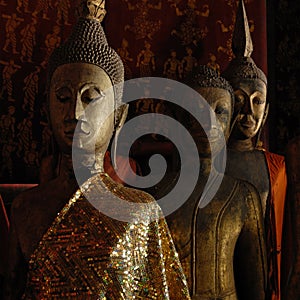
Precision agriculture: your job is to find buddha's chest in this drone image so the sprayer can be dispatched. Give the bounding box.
[167,187,245,293]
[226,150,269,214]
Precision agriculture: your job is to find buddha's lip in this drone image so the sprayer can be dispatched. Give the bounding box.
[64,126,76,134]
[192,130,221,140]
[64,128,90,135]
[240,122,255,128]
[64,131,75,140]
[64,130,75,135]
[193,135,219,143]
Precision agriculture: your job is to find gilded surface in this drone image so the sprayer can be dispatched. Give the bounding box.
[22,173,191,299]
[75,0,106,22]
[226,149,269,215]
[167,175,267,300]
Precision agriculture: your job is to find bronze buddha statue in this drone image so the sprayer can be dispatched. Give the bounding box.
[222,1,287,299]
[4,1,191,299]
[166,65,267,300]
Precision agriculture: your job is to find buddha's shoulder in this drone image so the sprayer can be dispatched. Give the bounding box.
[11,178,77,228]
[121,186,156,204]
[99,173,156,204]
[227,148,266,162]
[11,183,51,217]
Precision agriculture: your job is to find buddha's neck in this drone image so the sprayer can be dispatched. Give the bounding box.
[93,151,105,173]
[59,150,106,184]
[199,158,213,176]
[228,138,255,152]
[59,153,75,178]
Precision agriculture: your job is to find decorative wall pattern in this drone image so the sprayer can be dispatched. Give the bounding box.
[105,0,266,79]
[0,0,74,182]
[0,0,267,183]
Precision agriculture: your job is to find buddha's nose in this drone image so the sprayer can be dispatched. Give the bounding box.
[75,97,85,121]
[200,108,213,132]
[241,97,252,115]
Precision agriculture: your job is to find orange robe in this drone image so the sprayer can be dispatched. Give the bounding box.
[104,151,139,185]
[264,151,287,300]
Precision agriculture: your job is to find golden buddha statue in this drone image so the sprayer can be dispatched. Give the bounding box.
[4,1,191,299]
[166,65,267,300]
[222,1,287,299]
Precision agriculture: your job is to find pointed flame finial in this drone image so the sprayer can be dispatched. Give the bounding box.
[75,0,106,23]
[232,0,253,58]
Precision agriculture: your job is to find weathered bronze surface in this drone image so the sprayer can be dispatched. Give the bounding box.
[222,1,286,299]
[223,0,269,215]
[166,65,267,300]
[226,149,269,214]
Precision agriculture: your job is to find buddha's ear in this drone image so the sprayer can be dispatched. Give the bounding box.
[115,104,129,132]
[255,103,269,149]
[262,103,269,127]
[112,104,129,170]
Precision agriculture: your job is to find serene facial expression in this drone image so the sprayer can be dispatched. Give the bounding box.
[49,63,115,155]
[190,87,232,156]
[232,78,267,139]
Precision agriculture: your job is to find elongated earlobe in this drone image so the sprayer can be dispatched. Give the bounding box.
[113,104,129,170]
[255,103,269,149]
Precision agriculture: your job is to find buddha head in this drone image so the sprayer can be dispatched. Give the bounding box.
[222,0,268,143]
[223,59,267,141]
[47,0,126,171]
[186,65,234,157]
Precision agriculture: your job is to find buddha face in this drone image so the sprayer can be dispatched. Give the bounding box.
[190,87,232,157]
[49,63,115,156]
[231,78,267,139]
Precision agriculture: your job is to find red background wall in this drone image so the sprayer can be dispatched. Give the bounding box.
[0,0,274,183]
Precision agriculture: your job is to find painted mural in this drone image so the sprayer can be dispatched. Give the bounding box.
[0,0,268,183]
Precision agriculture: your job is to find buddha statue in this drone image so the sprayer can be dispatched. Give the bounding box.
[166,65,267,300]
[222,1,287,299]
[4,1,191,299]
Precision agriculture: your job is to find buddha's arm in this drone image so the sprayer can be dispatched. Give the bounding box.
[4,211,27,300]
[234,183,267,300]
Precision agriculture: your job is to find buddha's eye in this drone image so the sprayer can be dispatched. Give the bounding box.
[82,88,105,104]
[215,106,228,115]
[253,97,265,105]
[57,96,70,103]
[235,93,245,104]
[56,87,72,103]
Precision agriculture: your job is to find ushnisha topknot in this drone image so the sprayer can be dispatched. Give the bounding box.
[186,65,235,109]
[222,0,267,85]
[222,56,267,86]
[47,0,124,118]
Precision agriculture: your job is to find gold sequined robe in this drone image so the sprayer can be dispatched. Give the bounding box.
[22,173,191,299]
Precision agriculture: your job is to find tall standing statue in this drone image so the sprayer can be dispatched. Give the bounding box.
[4,1,191,299]
[222,1,287,299]
[166,65,267,300]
